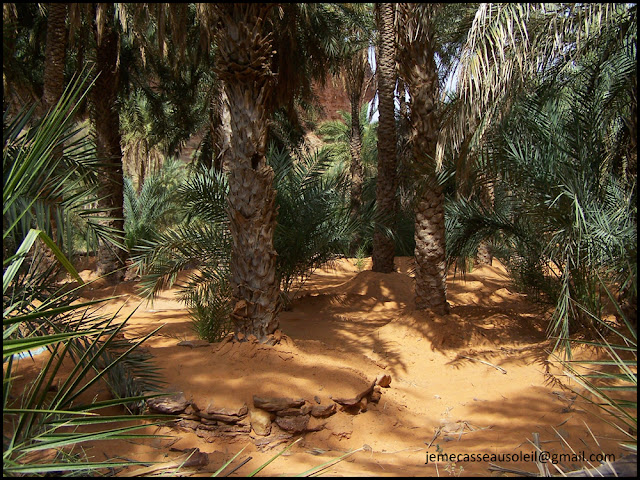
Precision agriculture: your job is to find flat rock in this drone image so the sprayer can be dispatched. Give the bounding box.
[199,403,249,422]
[332,381,376,407]
[197,412,229,422]
[196,423,250,441]
[217,423,251,434]
[177,340,211,348]
[207,403,248,417]
[275,414,310,433]
[311,403,336,418]
[199,417,218,425]
[146,392,189,414]
[253,395,305,412]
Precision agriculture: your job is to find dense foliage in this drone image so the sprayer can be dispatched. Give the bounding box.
[3,2,636,472]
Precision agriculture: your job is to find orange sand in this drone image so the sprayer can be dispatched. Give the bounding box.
[10,257,634,476]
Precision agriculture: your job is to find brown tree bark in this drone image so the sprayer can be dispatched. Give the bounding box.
[215,4,281,342]
[349,90,364,246]
[92,3,127,283]
[43,3,68,111]
[372,2,398,273]
[40,3,68,256]
[397,4,448,314]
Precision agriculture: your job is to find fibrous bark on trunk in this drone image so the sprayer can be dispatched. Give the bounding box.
[397,4,448,314]
[40,3,68,259]
[43,3,68,111]
[215,4,281,342]
[92,3,127,283]
[475,173,495,266]
[372,3,399,273]
[349,90,364,251]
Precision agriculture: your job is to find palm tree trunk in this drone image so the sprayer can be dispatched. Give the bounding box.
[372,2,398,273]
[92,3,127,282]
[41,3,68,257]
[347,68,365,253]
[43,3,68,111]
[349,93,364,223]
[216,4,280,342]
[398,4,448,314]
[414,180,448,313]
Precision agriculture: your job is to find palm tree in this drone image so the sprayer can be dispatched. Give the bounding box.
[90,3,127,282]
[212,4,281,341]
[396,4,449,314]
[392,3,632,315]
[372,2,398,273]
[335,5,375,253]
[344,49,370,246]
[192,3,349,342]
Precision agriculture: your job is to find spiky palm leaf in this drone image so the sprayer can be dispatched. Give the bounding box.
[445,13,636,351]
[4,71,172,475]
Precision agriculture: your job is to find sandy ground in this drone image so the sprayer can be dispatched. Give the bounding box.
[9,257,635,476]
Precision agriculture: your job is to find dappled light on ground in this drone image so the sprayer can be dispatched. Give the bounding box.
[11,257,633,476]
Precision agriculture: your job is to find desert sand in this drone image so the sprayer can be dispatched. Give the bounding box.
[10,257,634,476]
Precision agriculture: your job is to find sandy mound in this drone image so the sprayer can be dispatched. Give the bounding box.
[327,270,415,306]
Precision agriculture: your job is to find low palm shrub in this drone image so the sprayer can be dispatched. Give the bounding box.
[135,144,355,340]
[123,157,185,258]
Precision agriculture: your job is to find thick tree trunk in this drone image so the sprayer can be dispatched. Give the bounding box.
[414,180,448,313]
[92,3,127,282]
[398,4,448,314]
[43,3,68,111]
[216,4,280,342]
[41,3,68,258]
[372,3,398,273]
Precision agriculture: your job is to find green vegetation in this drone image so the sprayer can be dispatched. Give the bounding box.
[3,2,636,474]
[3,72,170,476]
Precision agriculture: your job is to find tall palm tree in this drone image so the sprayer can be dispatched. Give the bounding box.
[90,3,127,282]
[344,50,369,242]
[335,5,375,242]
[397,3,449,314]
[213,4,281,341]
[393,3,630,315]
[372,2,398,273]
[196,3,348,342]
[39,3,69,255]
